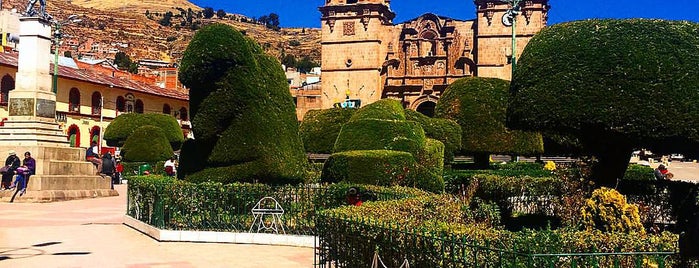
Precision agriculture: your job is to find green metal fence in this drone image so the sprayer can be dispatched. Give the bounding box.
[314,212,678,268]
[126,179,421,235]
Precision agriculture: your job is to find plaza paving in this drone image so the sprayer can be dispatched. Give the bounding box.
[0,184,314,268]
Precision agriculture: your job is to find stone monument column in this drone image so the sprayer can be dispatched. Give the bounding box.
[0,16,117,202]
[4,16,64,145]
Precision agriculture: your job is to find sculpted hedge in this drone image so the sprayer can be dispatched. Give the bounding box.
[508,19,699,186]
[104,113,184,150]
[177,24,307,184]
[436,77,543,168]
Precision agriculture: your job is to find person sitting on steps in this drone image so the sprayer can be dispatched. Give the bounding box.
[86,141,102,175]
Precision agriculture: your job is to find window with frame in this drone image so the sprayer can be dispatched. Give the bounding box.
[91,91,102,116]
[163,104,171,115]
[116,96,125,113]
[69,88,81,113]
[179,107,188,121]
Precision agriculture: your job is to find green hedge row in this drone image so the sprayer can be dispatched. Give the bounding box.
[317,197,678,267]
[126,176,428,234]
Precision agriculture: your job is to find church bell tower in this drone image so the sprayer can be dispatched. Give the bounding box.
[474,0,549,80]
[319,0,395,109]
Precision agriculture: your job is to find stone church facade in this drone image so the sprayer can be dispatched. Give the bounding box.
[318,0,549,116]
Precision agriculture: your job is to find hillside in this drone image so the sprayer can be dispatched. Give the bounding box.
[1,0,320,66]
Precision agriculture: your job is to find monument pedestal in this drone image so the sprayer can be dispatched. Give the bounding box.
[0,16,116,202]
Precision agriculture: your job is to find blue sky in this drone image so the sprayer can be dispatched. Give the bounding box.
[190,0,699,28]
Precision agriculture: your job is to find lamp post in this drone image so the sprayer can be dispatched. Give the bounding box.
[52,15,81,94]
[500,0,522,79]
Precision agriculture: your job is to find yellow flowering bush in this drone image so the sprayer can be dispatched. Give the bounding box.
[543,161,556,171]
[580,187,645,234]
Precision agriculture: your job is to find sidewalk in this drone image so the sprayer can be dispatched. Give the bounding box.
[0,184,314,268]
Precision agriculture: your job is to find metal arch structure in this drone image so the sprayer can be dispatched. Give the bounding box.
[249,197,286,234]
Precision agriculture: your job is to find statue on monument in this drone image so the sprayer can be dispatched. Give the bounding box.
[25,0,50,20]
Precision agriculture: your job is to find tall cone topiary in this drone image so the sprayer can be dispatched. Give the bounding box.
[177,23,307,184]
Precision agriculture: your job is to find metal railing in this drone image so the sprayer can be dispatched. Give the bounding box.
[314,213,678,268]
[126,179,422,235]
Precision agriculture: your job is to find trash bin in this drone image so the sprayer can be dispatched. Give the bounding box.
[138,164,151,175]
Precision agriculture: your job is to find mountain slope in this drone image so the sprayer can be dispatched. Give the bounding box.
[1,0,320,66]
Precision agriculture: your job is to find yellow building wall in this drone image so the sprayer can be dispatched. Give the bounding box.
[0,66,189,150]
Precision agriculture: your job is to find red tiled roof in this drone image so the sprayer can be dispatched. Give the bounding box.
[0,52,189,101]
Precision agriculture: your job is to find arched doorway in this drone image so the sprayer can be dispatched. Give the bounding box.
[67,124,80,147]
[134,99,144,114]
[1,74,14,106]
[90,126,101,147]
[416,101,437,117]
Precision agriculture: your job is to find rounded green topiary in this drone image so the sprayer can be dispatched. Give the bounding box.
[104,113,185,150]
[178,23,307,184]
[299,108,355,154]
[350,99,406,121]
[320,150,417,186]
[508,19,699,186]
[334,119,426,155]
[405,109,462,163]
[121,125,174,162]
[435,77,543,168]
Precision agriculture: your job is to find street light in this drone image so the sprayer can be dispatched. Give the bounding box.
[52,15,82,94]
[499,0,522,79]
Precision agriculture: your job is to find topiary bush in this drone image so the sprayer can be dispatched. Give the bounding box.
[120,125,174,162]
[299,108,355,154]
[581,187,645,234]
[435,77,543,168]
[178,23,307,184]
[508,19,699,186]
[349,99,405,121]
[333,119,426,155]
[324,99,445,192]
[320,150,417,186]
[405,109,462,163]
[104,113,184,150]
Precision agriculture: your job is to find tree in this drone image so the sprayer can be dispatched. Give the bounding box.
[216,9,226,19]
[281,54,296,68]
[507,19,699,186]
[178,24,307,184]
[435,77,542,169]
[296,56,319,73]
[203,7,214,19]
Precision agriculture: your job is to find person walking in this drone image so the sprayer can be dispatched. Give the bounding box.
[1,150,20,190]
